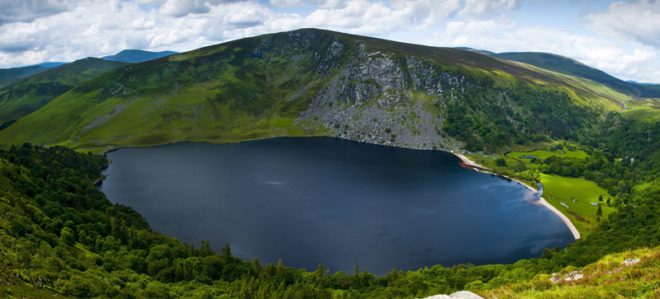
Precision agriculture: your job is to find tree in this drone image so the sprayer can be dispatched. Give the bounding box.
[60,227,75,246]
[198,240,213,257]
[222,243,232,259]
[596,205,603,221]
[314,264,329,287]
[599,194,603,202]
[250,258,261,276]
[495,158,507,167]
[607,197,611,206]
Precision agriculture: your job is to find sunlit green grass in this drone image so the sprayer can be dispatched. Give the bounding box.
[474,147,614,236]
[507,148,588,161]
[624,99,660,122]
[540,173,616,235]
[480,246,660,298]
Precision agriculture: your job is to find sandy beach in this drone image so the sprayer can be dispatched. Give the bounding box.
[453,152,582,240]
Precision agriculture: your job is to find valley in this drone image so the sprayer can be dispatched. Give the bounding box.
[0,27,657,298]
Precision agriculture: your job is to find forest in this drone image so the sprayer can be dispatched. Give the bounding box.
[0,112,657,298]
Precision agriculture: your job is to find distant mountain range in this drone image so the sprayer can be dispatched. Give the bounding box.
[493,52,660,98]
[101,49,178,63]
[0,50,178,88]
[1,28,657,152]
[0,62,66,87]
[457,48,660,98]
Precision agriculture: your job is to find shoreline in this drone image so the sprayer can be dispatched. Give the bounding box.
[453,152,581,240]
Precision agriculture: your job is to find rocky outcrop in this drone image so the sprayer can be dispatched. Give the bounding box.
[424,290,484,299]
[298,41,468,151]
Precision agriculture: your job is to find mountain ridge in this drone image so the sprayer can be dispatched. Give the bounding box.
[0,28,633,152]
[0,58,126,128]
[102,49,178,63]
[0,62,66,87]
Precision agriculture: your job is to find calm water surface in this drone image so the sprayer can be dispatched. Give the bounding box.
[101,138,572,274]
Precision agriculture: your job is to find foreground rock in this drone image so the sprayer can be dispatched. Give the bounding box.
[424,290,483,299]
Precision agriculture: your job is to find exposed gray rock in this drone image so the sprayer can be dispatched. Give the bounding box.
[424,290,484,299]
[622,258,640,266]
[298,43,465,151]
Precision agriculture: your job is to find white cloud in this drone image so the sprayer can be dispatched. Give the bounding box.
[459,0,519,16]
[304,0,462,34]
[0,0,72,24]
[0,0,658,83]
[429,16,660,83]
[159,0,240,17]
[586,0,660,48]
[269,0,342,8]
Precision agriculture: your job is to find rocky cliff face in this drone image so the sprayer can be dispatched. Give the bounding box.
[285,33,471,150]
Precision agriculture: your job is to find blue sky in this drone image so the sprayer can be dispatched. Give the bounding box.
[1,0,659,83]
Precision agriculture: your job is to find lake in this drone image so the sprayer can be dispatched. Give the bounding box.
[101,137,573,274]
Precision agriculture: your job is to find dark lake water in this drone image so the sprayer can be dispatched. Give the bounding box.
[101,138,573,274]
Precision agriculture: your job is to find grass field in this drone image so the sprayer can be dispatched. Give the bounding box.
[469,147,615,236]
[540,173,616,235]
[479,246,660,298]
[624,99,660,122]
[507,148,588,161]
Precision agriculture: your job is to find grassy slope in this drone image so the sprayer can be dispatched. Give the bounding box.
[0,63,63,87]
[479,246,660,298]
[540,173,616,234]
[495,52,660,98]
[0,29,633,150]
[624,99,660,122]
[508,149,589,160]
[0,58,125,125]
[495,52,635,94]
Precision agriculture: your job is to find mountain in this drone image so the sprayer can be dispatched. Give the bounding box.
[0,62,66,87]
[0,29,639,151]
[494,52,660,98]
[0,58,126,129]
[455,47,496,56]
[102,49,178,63]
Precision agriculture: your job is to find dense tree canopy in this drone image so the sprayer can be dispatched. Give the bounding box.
[0,115,657,298]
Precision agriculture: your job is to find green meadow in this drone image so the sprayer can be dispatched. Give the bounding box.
[507,148,588,161]
[624,99,660,122]
[540,173,616,234]
[470,144,619,236]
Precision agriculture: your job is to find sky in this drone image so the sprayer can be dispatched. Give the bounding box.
[0,0,659,83]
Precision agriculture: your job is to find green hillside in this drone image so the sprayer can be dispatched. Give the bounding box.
[0,29,633,152]
[0,58,126,129]
[496,52,660,98]
[0,62,65,87]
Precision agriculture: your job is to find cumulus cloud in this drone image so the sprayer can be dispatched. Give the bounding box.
[586,0,660,48]
[0,0,658,83]
[429,16,660,83]
[159,0,242,17]
[0,0,72,24]
[459,0,519,16]
[304,0,462,34]
[269,0,343,8]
